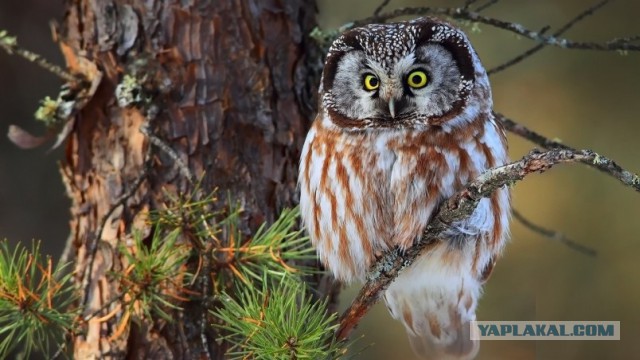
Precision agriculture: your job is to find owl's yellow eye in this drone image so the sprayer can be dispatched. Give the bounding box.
[407,70,428,89]
[363,74,379,91]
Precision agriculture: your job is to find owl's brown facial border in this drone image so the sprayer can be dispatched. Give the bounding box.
[415,19,476,98]
[322,30,365,93]
[415,19,476,126]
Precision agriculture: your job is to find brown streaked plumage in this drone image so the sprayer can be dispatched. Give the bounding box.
[299,17,510,359]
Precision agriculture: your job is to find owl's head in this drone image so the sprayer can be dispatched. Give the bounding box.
[321,17,491,131]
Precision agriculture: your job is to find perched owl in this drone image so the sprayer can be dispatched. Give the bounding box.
[299,17,510,359]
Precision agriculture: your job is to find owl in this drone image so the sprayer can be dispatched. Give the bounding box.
[299,17,510,359]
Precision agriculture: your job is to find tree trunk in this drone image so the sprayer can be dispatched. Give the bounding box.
[59,0,331,358]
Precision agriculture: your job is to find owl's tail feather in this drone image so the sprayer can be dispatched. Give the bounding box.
[383,249,482,360]
[406,320,479,360]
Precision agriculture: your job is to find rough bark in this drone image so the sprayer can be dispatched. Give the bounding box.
[59,0,331,358]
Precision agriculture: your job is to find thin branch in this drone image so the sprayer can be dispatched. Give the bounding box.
[487,25,550,75]
[81,292,127,323]
[608,35,640,45]
[494,112,640,193]
[199,240,215,360]
[488,0,611,75]
[336,148,637,341]
[354,7,640,52]
[80,147,151,310]
[140,124,195,183]
[373,0,392,17]
[463,0,480,11]
[0,30,78,83]
[512,208,597,257]
[50,336,69,360]
[475,0,499,12]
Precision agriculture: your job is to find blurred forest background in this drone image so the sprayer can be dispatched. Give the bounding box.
[1,1,638,359]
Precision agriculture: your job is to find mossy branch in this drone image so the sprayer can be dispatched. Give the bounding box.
[0,30,77,82]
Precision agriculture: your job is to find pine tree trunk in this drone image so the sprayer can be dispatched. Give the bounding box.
[59,0,332,358]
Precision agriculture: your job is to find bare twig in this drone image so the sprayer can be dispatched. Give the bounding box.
[81,292,127,323]
[608,35,640,45]
[140,124,195,183]
[494,112,640,193]
[488,0,611,75]
[488,25,551,75]
[50,337,69,360]
[80,146,151,310]
[512,209,597,257]
[336,148,637,341]
[57,160,79,275]
[463,0,480,11]
[475,0,499,12]
[0,30,78,82]
[199,240,215,360]
[354,7,640,52]
[373,0,392,17]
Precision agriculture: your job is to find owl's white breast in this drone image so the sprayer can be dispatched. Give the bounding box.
[299,113,510,283]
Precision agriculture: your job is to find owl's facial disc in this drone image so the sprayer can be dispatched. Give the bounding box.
[322,18,485,129]
[327,43,463,127]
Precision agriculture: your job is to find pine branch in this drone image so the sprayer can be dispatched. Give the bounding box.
[0,240,76,358]
[197,205,340,359]
[211,206,317,289]
[212,275,346,360]
[115,227,192,323]
[147,190,326,357]
[336,148,639,341]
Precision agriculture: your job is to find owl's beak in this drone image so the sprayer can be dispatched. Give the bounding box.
[381,85,402,119]
[388,99,396,119]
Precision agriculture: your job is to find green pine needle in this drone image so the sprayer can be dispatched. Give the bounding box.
[212,276,346,360]
[115,228,191,322]
[213,207,317,289]
[0,240,76,359]
[149,186,218,239]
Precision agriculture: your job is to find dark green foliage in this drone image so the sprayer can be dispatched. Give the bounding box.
[115,227,191,322]
[212,206,317,289]
[0,190,342,359]
[0,240,76,359]
[212,276,345,360]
